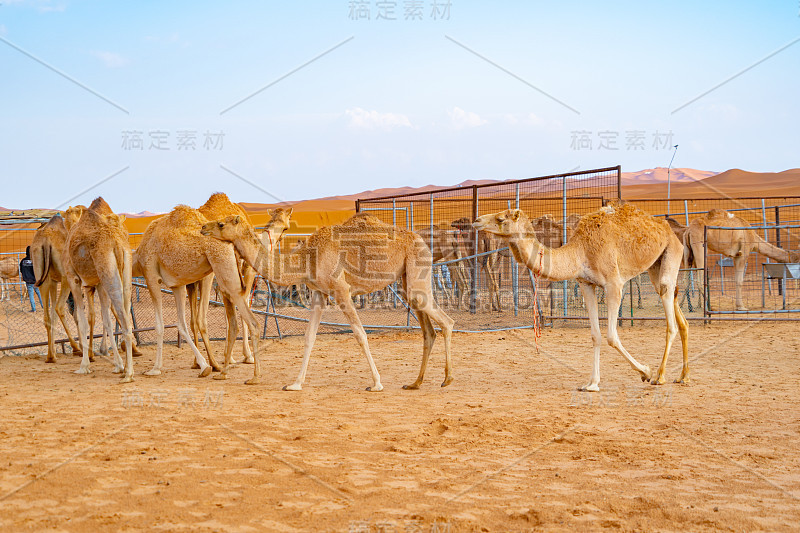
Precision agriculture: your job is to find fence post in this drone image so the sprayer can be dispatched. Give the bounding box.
[562,174,567,317]
[355,199,360,213]
[470,185,478,314]
[513,184,519,317]
[704,225,709,322]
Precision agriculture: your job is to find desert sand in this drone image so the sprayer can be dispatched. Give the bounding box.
[0,321,798,532]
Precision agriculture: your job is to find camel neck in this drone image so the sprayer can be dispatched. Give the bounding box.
[507,232,583,282]
[237,230,305,287]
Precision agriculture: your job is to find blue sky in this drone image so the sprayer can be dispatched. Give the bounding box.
[1,1,798,212]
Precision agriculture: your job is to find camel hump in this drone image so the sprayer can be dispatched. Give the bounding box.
[707,208,729,219]
[168,205,207,225]
[89,197,114,215]
[344,212,386,226]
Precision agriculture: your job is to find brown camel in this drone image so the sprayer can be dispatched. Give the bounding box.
[416,224,470,308]
[64,198,134,382]
[0,257,18,301]
[672,209,799,311]
[201,211,454,392]
[473,203,689,390]
[30,214,83,361]
[132,204,261,383]
[451,217,503,311]
[186,192,258,366]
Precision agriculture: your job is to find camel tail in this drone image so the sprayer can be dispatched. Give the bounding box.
[682,233,694,268]
[32,242,50,287]
[755,237,792,263]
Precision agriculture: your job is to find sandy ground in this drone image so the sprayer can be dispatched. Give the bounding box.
[0,321,799,532]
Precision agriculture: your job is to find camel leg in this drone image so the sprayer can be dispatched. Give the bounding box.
[402,309,435,390]
[605,282,651,382]
[674,299,690,383]
[733,254,748,311]
[144,278,166,376]
[196,275,221,370]
[174,285,212,378]
[70,280,93,375]
[578,282,602,392]
[338,292,382,391]
[213,293,239,380]
[42,280,57,363]
[240,265,256,364]
[97,288,125,374]
[85,287,96,362]
[647,266,680,386]
[186,281,201,369]
[54,285,82,354]
[284,291,325,391]
[213,287,260,385]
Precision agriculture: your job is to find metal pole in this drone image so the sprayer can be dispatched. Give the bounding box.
[666,145,679,215]
[470,186,479,314]
[562,175,567,317]
[704,225,709,321]
[513,184,520,317]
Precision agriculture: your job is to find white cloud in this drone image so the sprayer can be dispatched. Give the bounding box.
[91,51,129,68]
[449,107,487,130]
[345,108,413,131]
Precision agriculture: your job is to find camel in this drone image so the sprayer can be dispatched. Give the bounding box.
[473,203,689,390]
[451,217,504,311]
[672,209,799,311]
[30,214,83,361]
[64,198,134,382]
[0,257,18,301]
[201,211,454,392]
[416,224,471,308]
[132,204,261,383]
[186,192,258,366]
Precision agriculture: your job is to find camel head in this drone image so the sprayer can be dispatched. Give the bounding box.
[200,215,249,243]
[62,205,86,230]
[263,207,293,246]
[472,209,532,238]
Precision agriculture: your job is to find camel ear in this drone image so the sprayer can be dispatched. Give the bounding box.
[268,209,276,218]
[511,209,522,221]
[286,207,293,217]
[117,214,126,225]
[232,215,241,225]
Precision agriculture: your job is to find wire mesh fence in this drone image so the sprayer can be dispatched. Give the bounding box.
[3,174,800,357]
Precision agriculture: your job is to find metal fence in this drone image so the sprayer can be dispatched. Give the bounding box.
[4,172,800,356]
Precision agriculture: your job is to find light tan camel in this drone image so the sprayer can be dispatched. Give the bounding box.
[186,192,258,366]
[201,211,454,392]
[674,209,799,311]
[473,204,689,390]
[0,257,18,301]
[64,198,134,382]
[132,204,261,383]
[30,214,83,361]
[416,224,470,308]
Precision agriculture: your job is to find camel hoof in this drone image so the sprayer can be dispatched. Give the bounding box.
[45,357,56,364]
[112,367,123,374]
[71,348,81,355]
[641,366,652,382]
[191,362,201,369]
[674,378,690,385]
[119,376,134,384]
[402,383,421,390]
[651,377,665,386]
[578,384,599,392]
[282,384,302,391]
[245,378,259,385]
[242,357,255,365]
[144,369,161,376]
[366,384,384,392]
[199,366,212,378]
[213,373,228,381]
[441,376,454,387]
[74,367,91,375]
[736,306,749,312]
[88,355,95,363]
